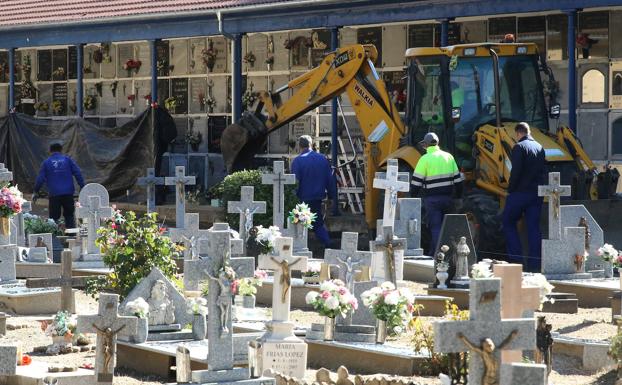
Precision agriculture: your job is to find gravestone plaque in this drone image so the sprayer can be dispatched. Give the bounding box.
[289,31,311,69]
[190,78,207,114]
[52,83,68,115]
[247,33,268,72]
[489,17,517,42]
[117,43,134,78]
[100,43,116,78]
[37,50,52,81]
[434,214,477,286]
[156,40,170,77]
[117,80,132,114]
[211,76,228,114]
[52,49,68,81]
[210,36,228,74]
[134,79,150,114]
[408,24,435,48]
[382,25,407,67]
[461,20,488,44]
[174,118,188,147]
[261,342,306,377]
[208,116,228,153]
[171,78,189,115]
[38,83,52,106]
[135,42,151,77]
[273,32,291,71]
[68,46,78,79]
[83,45,99,79]
[157,79,170,106]
[170,40,189,76]
[68,83,78,115]
[189,38,207,75]
[248,76,267,96]
[340,28,358,46]
[100,81,116,116]
[288,116,313,143]
[310,29,330,67]
[358,27,382,66]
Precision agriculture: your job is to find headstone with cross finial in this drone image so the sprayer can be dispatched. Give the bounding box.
[262,161,295,228]
[169,213,208,260]
[76,194,113,258]
[283,218,312,257]
[373,159,410,228]
[13,200,31,247]
[137,168,165,213]
[369,226,406,285]
[187,224,260,384]
[492,264,541,363]
[228,186,266,255]
[433,278,536,385]
[256,236,308,378]
[165,166,196,229]
[77,294,137,385]
[395,198,423,256]
[26,250,94,313]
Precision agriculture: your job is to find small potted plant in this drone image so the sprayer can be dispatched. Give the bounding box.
[41,311,77,352]
[361,282,416,344]
[52,67,65,80]
[234,269,267,309]
[186,297,208,340]
[125,297,149,343]
[0,186,25,237]
[305,279,357,341]
[254,225,282,255]
[302,261,322,284]
[598,243,619,279]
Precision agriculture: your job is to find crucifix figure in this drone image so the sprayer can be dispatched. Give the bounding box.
[271,255,302,303]
[169,213,208,260]
[165,166,196,229]
[538,172,571,241]
[137,168,165,213]
[77,294,137,385]
[370,226,405,285]
[26,250,97,313]
[227,186,266,253]
[261,161,295,228]
[458,330,519,385]
[76,195,113,256]
[325,232,372,292]
[204,261,235,335]
[372,160,410,228]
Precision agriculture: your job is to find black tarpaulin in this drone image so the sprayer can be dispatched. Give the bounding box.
[0,107,177,197]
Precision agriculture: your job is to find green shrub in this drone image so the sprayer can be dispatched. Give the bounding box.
[209,169,298,229]
[24,214,64,236]
[85,210,181,299]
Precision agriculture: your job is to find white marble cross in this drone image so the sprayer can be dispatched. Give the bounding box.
[137,168,165,213]
[13,200,31,247]
[261,161,295,228]
[369,225,406,285]
[538,172,571,240]
[373,160,410,228]
[76,195,113,256]
[169,213,208,260]
[325,232,372,293]
[77,294,137,385]
[0,163,13,184]
[259,237,308,325]
[433,279,536,385]
[227,186,266,252]
[165,166,196,229]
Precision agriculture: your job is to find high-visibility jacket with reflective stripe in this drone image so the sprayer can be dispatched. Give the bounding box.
[411,145,463,197]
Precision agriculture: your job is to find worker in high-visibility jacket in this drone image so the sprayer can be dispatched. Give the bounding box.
[411,132,464,255]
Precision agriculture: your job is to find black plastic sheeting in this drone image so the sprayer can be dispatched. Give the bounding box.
[0,107,177,198]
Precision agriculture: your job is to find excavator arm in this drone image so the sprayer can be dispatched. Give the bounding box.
[221,44,407,177]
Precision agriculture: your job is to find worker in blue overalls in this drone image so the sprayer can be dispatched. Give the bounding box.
[502,122,546,271]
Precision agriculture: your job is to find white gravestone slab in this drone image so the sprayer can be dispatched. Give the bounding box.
[189,38,207,75]
[395,198,423,256]
[76,195,113,258]
[169,40,189,76]
[373,159,410,228]
[561,205,604,272]
[28,233,53,256]
[262,161,296,229]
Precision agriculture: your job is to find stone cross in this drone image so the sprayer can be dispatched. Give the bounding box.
[15,200,31,247]
[26,250,91,313]
[370,226,406,285]
[394,198,423,256]
[169,213,208,260]
[261,161,295,228]
[76,195,113,256]
[325,232,372,293]
[165,166,196,229]
[186,225,255,384]
[227,186,266,253]
[373,161,410,228]
[538,172,571,240]
[137,168,165,213]
[492,264,541,363]
[0,163,13,184]
[77,294,137,385]
[259,237,308,324]
[434,279,536,385]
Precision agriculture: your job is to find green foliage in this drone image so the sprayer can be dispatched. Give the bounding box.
[24,214,64,236]
[208,169,298,229]
[609,321,622,363]
[85,210,181,299]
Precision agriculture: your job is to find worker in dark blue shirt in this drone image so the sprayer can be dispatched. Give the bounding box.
[34,142,85,228]
[291,135,336,248]
[502,122,546,271]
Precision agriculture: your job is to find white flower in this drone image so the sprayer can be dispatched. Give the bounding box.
[326,296,340,310]
[339,293,354,305]
[384,291,400,305]
[522,273,554,306]
[126,297,150,318]
[320,281,337,292]
[380,281,396,291]
[307,261,321,273]
[471,262,492,278]
[305,291,319,304]
[393,325,403,334]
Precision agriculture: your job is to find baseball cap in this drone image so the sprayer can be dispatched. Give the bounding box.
[423,132,439,145]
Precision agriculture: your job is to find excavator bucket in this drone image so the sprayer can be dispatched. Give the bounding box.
[221,112,269,173]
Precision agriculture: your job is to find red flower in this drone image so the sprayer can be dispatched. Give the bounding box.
[111,223,117,230]
[20,355,31,365]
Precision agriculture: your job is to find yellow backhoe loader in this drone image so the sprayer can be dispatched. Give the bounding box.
[221,43,619,254]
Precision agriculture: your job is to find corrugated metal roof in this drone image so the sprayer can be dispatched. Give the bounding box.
[0,0,293,27]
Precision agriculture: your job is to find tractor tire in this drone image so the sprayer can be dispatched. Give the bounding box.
[461,192,505,259]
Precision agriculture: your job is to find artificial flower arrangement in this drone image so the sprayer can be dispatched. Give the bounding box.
[288,203,317,229]
[0,186,25,218]
[52,100,64,115]
[242,89,257,108]
[255,225,282,254]
[52,67,65,79]
[164,96,177,112]
[127,94,136,107]
[123,59,142,73]
[34,101,49,112]
[201,41,217,71]
[471,260,493,279]
[83,95,96,111]
[243,52,256,67]
[360,281,417,335]
[521,273,555,310]
[234,269,267,297]
[205,95,217,112]
[303,261,322,278]
[598,243,620,263]
[305,279,358,319]
[125,297,150,318]
[185,128,202,147]
[42,310,76,339]
[186,297,208,316]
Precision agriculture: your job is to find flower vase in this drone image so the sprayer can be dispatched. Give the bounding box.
[133,317,148,343]
[605,261,614,279]
[0,217,9,237]
[323,317,335,341]
[375,319,387,344]
[436,265,449,289]
[192,314,207,340]
[242,295,256,309]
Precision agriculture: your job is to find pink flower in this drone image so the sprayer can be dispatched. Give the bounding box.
[320,291,330,299]
[338,287,346,295]
[349,299,358,310]
[111,223,117,230]
[231,279,240,295]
